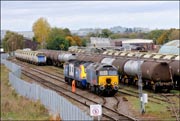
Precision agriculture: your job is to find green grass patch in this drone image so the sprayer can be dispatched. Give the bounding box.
[127,96,175,120]
[1,64,49,120]
[170,90,180,95]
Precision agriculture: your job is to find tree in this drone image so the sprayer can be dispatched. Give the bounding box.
[48,27,66,41]
[2,31,24,52]
[110,33,121,39]
[73,36,82,46]
[147,30,165,44]
[156,31,169,44]
[63,28,71,36]
[46,36,69,50]
[32,17,51,48]
[101,29,113,38]
[168,29,180,40]
[65,36,76,46]
[46,27,69,50]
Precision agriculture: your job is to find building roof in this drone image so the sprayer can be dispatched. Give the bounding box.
[159,40,180,55]
[122,39,153,44]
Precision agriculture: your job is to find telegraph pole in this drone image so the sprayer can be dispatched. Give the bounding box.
[137,52,145,114]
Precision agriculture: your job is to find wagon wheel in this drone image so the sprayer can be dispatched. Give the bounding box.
[95,86,100,95]
[90,86,95,92]
[152,84,158,93]
[68,78,72,85]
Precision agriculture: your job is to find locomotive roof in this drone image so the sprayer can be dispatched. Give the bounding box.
[87,63,115,70]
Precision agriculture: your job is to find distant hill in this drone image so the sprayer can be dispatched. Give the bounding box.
[71,26,150,36]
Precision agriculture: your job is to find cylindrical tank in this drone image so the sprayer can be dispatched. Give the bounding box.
[101,58,115,65]
[169,60,180,77]
[51,51,60,61]
[112,58,129,72]
[124,60,144,76]
[58,53,76,62]
[91,56,104,63]
[76,54,91,61]
[141,61,171,82]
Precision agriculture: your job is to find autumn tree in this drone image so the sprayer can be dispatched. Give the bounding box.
[32,17,51,48]
[73,36,82,46]
[65,36,76,46]
[156,31,170,44]
[168,29,180,40]
[2,31,24,52]
[46,27,69,50]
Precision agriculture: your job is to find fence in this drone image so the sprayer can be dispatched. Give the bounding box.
[1,55,93,120]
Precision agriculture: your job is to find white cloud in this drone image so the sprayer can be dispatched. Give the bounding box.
[1,1,179,31]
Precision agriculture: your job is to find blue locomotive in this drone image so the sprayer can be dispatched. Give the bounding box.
[64,60,119,96]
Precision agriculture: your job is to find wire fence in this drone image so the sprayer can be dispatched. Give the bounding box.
[1,55,93,120]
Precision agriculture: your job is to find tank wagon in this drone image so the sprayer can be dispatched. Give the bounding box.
[64,60,119,96]
[76,50,179,90]
[100,57,173,92]
[15,49,46,65]
[39,49,76,67]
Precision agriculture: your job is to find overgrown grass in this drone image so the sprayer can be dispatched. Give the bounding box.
[170,90,180,95]
[1,64,49,120]
[127,96,175,120]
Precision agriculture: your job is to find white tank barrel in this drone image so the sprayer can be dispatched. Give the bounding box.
[124,60,144,76]
[101,58,115,65]
[58,53,76,62]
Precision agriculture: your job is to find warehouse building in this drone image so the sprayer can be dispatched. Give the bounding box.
[90,37,154,51]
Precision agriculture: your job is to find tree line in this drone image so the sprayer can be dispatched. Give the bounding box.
[2,17,87,52]
[2,17,179,52]
[87,28,180,45]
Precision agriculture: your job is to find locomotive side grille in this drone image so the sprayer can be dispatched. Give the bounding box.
[106,78,111,84]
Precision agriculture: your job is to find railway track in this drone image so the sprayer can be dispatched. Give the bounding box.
[11,59,136,121]
[160,94,180,121]
[11,59,180,120]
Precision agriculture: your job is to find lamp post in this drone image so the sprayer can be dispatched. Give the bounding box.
[137,52,145,114]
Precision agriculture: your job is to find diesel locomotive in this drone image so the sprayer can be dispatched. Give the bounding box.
[64,60,119,96]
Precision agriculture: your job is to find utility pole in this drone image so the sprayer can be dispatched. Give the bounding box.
[137,52,145,114]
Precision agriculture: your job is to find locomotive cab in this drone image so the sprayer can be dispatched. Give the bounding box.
[86,63,119,96]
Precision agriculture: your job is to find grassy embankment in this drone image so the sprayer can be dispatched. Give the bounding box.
[122,86,179,120]
[1,64,49,120]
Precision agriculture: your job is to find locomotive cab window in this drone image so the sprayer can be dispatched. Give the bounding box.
[108,70,117,75]
[99,71,108,75]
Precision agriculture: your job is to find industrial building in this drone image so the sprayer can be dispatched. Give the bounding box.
[90,37,154,51]
[159,40,180,55]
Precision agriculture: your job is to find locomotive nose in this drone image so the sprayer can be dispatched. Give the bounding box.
[106,78,111,84]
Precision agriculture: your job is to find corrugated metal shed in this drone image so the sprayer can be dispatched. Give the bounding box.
[159,40,180,55]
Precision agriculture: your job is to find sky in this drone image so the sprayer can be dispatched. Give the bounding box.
[1,1,179,31]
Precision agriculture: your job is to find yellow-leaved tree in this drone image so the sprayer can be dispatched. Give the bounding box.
[32,17,51,48]
[73,36,82,46]
[65,36,76,46]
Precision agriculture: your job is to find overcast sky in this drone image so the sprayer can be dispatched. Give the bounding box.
[1,1,179,31]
